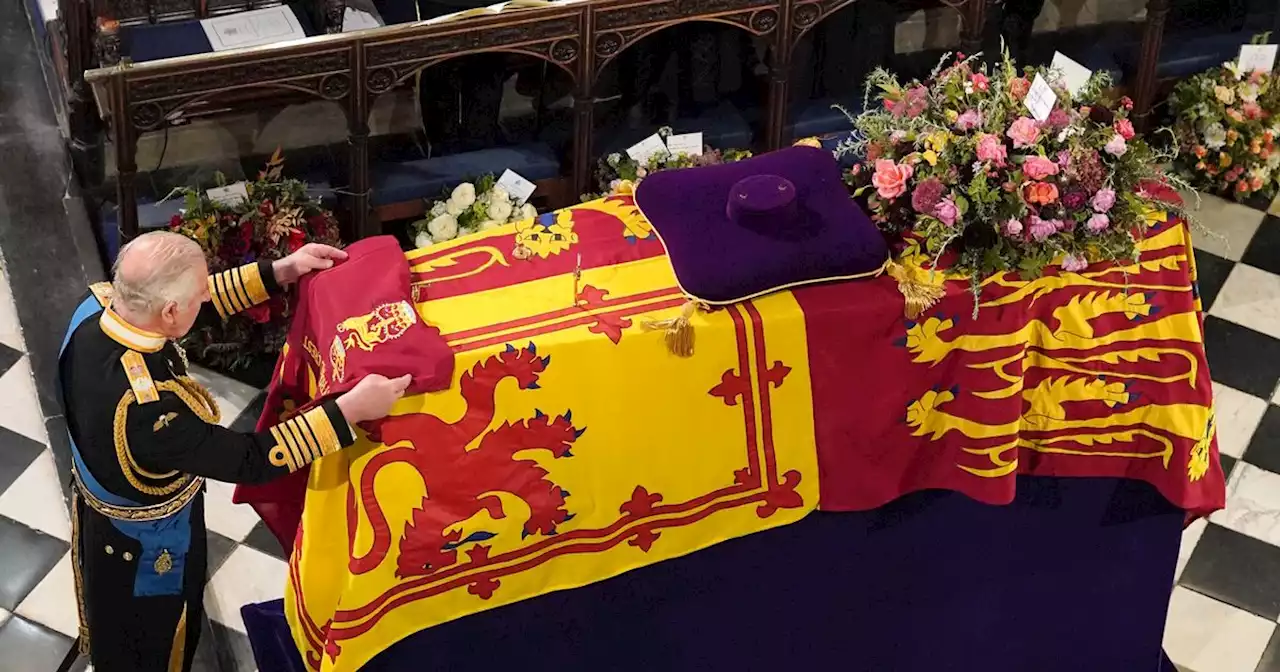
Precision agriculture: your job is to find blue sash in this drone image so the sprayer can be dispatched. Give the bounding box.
[62,293,194,598]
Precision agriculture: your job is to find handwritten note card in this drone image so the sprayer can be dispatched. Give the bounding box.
[626,134,669,164]
[1239,44,1279,74]
[665,132,704,157]
[496,169,537,204]
[206,182,250,206]
[1050,52,1093,99]
[1024,73,1057,123]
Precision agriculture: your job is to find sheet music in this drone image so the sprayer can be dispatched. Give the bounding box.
[201,6,306,52]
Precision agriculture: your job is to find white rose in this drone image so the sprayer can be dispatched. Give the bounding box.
[488,186,510,204]
[479,219,502,231]
[445,198,466,216]
[429,201,448,217]
[450,182,476,208]
[413,231,434,249]
[489,200,513,222]
[519,203,537,221]
[427,214,459,242]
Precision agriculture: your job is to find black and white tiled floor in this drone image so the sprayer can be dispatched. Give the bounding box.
[0,256,289,671]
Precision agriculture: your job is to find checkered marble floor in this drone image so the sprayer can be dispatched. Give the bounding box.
[1,193,1280,671]
[0,257,279,671]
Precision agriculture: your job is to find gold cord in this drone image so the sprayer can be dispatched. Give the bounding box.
[113,379,220,495]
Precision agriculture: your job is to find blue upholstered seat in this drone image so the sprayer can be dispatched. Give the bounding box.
[1076,45,1125,85]
[789,96,862,141]
[595,101,754,156]
[370,143,560,206]
[1112,31,1248,83]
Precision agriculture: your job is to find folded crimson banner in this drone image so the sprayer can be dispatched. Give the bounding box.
[272,195,1223,671]
[234,236,455,545]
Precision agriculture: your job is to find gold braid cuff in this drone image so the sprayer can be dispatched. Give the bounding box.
[209,263,270,320]
[268,406,344,473]
[113,379,221,494]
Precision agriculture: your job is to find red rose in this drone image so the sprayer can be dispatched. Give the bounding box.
[259,200,275,217]
[243,303,271,324]
[1114,118,1135,140]
[168,214,183,230]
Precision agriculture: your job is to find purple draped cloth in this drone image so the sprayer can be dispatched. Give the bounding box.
[243,476,1183,672]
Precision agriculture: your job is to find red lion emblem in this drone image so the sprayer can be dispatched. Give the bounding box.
[348,343,584,578]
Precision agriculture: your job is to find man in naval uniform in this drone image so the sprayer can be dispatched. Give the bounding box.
[59,231,412,671]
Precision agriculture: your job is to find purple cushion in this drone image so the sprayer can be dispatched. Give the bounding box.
[635,146,888,304]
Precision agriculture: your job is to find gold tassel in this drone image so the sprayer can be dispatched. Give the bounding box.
[886,259,946,319]
[644,301,699,357]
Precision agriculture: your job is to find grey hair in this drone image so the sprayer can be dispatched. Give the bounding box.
[111,231,207,316]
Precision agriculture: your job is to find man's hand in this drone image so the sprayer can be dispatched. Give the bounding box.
[273,244,349,286]
[336,374,413,424]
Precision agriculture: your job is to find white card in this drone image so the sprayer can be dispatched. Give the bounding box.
[206,182,249,206]
[626,134,668,164]
[496,169,537,204]
[1239,44,1278,73]
[1023,73,1057,123]
[201,6,305,51]
[341,7,382,32]
[665,132,704,157]
[1050,52,1093,98]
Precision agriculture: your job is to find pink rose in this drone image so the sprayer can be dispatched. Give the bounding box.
[871,159,914,200]
[903,86,928,118]
[955,109,983,131]
[1091,188,1116,213]
[1086,213,1110,233]
[970,73,989,92]
[1028,215,1057,241]
[1104,134,1127,156]
[934,198,959,226]
[1243,102,1264,120]
[1023,155,1060,180]
[1007,117,1040,148]
[976,134,1008,166]
[1002,218,1024,237]
[1061,254,1088,272]
[1114,118,1135,140]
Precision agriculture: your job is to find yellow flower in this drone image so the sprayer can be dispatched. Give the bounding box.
[922,150,939,166]
[612,179,636,196]
[945,109,959,124]
[793,137,822,149]
[926,132,948,154]
[1215,85,1236,104]
[1220,152,1233,168]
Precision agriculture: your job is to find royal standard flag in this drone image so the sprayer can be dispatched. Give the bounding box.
[284,196,821,671]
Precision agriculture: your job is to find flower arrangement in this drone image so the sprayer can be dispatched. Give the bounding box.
[587,127,752,198]
[843,50,1188,295]
[167,150,342,373]
[412,174,538,249]
[1170,55,1280,202]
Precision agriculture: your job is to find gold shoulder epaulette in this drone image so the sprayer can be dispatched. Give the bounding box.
[208,263,270,320]
[120,351,159,404]
[268,406,344,472]
[89,282,114,307]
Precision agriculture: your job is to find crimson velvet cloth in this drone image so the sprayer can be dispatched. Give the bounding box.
[233,236,454,546]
